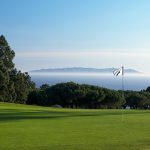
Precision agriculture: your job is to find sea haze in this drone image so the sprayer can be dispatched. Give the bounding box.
[29,68,150,91]
[30,67,140,74]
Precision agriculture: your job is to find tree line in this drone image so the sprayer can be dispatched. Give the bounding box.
[0,35,150,109]
[27,82,150,109]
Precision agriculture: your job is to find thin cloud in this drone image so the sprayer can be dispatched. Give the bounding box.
[16,51,150,58]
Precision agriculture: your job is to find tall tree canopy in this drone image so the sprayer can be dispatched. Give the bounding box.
[0,35,35,103]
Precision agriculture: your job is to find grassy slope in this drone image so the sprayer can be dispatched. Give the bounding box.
[0,103,150,150]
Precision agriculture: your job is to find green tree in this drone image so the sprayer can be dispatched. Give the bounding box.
[0,35,15,101]
[0,35,35,103]
[101,90,125,109]
[13,71,35,103]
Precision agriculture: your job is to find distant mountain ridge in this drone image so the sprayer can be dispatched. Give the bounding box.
[30,67,140,73]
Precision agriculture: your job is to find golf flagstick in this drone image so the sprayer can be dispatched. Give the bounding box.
[121,66,124,122]
[113,66,125,121]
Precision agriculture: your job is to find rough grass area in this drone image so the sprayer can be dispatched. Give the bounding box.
[0,102,150,150]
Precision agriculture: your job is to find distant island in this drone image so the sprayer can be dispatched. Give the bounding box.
[30,67,140,74]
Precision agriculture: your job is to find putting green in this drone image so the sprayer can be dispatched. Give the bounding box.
[0,102,150,150]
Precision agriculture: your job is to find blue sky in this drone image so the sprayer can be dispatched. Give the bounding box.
[1,0,150,72]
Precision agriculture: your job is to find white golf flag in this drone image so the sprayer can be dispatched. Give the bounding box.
[113,67,124,76]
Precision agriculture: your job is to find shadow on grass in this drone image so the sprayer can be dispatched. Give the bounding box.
[0,108,150,122]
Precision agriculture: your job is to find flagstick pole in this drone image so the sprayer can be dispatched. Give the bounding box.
[121,66,124,121]
[122,66,124,92]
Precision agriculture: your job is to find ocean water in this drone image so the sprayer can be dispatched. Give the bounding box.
[29,72,150,91]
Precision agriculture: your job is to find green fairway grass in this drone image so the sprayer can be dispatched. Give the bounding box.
[0,103,150,150]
